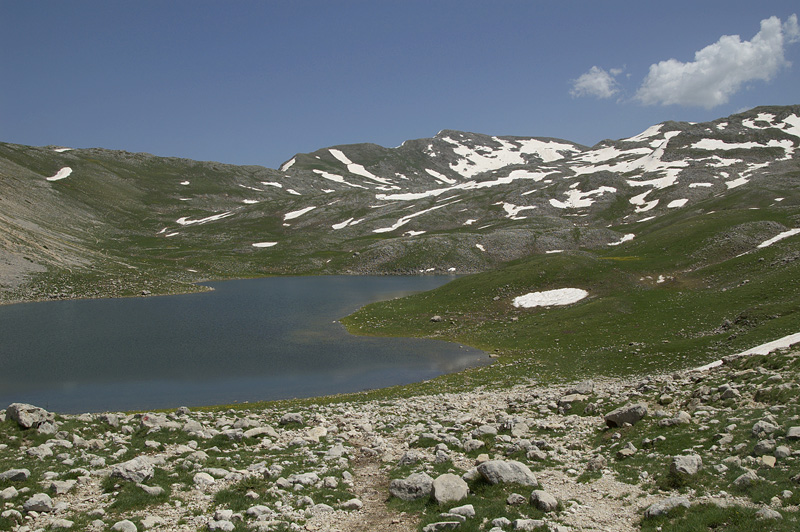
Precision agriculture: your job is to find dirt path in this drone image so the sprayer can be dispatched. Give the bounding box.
[306,455,417,532]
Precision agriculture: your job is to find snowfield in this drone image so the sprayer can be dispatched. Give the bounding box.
[513,288,589,308]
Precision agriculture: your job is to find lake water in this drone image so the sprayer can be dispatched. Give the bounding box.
[0,276,487,413]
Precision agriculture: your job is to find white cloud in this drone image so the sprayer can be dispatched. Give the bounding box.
[570,66,622,99]
[636,14,799,108]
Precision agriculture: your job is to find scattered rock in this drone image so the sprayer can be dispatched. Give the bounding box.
[6,403,54,429]
[111,456,154,483]
[49,480,77,495]
[644,497,690,518]
[512,518,546,531]
[755,507,783,520]
[339,498,363,510]
[478,460,538,486]
[389,472,434,501]
[422,522,461,532]
[448,504,475,518]
[111,520,138,532]
[279,412,303,425]
[733,470,760,488]
[530,490,558,512]
[23,493,55,513]
[432,473,469,504]
[604,403,648,427]
[0,468,30,482]
[670,454,703,476]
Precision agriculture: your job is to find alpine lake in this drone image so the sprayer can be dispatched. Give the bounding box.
[0,276,488,413]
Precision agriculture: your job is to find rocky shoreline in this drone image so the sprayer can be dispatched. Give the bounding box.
[1,347,799,532]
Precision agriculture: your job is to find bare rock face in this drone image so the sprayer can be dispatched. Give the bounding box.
[6,403,54,430]
[604,403,648,427]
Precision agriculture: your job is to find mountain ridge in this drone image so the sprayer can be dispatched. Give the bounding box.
[0,105,798,302]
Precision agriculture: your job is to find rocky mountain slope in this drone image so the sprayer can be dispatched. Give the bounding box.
[1,105,798,302]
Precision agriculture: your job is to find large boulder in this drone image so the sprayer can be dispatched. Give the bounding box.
[604,403,648,427]
[389,472,434,501]
[530,490,558,512]
[6,403,54,430]
[0,469,30,482]
[670,455,703,477]
[111,456,155,484]
[23,493,55,513]
[431,473,469,504]
[644,497,690,518]
[477,460,538,487]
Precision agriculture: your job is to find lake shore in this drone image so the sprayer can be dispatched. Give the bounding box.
[2,342,798,532]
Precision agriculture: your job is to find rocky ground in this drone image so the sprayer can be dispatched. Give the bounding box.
[1,347,799,532]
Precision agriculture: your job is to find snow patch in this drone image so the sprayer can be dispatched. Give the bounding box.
[180,181,190,185]
[329,149,392,185]
[692,138,795,153]
[176,212,235,226]
[689,183,713,188]
[622,124,662,143]
[693,332,800,372]
[373,199,460,233]
[549,186,616,209]
[512,288,588,308]
[782,114,800,138]
[425,168,456,184]
[757,228,800,249]
[726,177,749,189]
[667,198,688,208]
[332,218,363,230]
[46,167,73,181]
[280,158,296,172]
[630,190,659,213]
[475,243,486,252]
[284,206,316,221]
[261,181,283,188]
[252,242,278,248]
[313,169,366,189]
[53,147,72,153]
[501,202,537,219]
[608,233,635,246]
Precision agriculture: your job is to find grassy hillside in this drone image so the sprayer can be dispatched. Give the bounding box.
[342,195,800,385]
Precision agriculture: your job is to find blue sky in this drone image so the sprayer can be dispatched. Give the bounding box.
[3,1,799,168]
